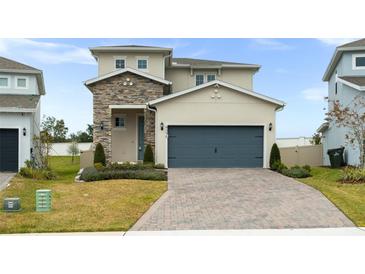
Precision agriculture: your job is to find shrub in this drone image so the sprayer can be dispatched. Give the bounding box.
[281,167,310,178]
[80,166,167,182]
[19,167,57,180]
[341,167,365,183]
[143,144,154,164]
[271,161,287,173]
[302,165,311,172]
[108,162,146,170]
[94,143,106,166]
[94,162,105,171]
[269,143,281,169]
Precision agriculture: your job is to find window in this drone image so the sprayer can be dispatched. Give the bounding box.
[115,116,126,128]
[16,77,28,89]
[356,57,365,67]
[352,54,365,70]
[115,59,125,69]
[137,59,148,69]
[335,82,338,95]
[0,76,9,88]
[207,74,216,82]
[195,74,204,85]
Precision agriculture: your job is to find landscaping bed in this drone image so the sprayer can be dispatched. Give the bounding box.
[0,156,167,234]
[79,162,167,182]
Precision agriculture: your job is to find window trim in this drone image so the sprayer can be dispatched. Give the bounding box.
[15,76,29,89]
[113,114,127,129]
[195,72,217,86]
[114,56,126,70]
[0,75,10,89]
[352,54,365,70]
[136,56,149,71]
[207,74,216,82]
[195,74,205,86]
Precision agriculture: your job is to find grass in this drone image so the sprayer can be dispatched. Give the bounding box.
[0,156,167,234]
[298,167,365,227]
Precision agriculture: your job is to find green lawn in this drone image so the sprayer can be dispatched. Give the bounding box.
[298,167,365,227]
[0,156,167,234]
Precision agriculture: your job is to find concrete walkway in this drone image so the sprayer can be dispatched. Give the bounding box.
[0,173,15,191]
[131,168,353,231]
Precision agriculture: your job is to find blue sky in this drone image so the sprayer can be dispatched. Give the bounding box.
[0,38,356,137]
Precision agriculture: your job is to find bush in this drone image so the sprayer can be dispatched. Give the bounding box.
[108,162,146,170]
[271,161,287,173]
[269,143,281,169]
[281,167,311,178]
[19,167,57,180]
[302,165,311,172]
[80,166,167,182]
[94,143,106,166]
[144,144,154,164]
[94,162,105,171]
[341,167,365,183]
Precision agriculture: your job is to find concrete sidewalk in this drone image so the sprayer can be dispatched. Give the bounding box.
[0,173,15,191]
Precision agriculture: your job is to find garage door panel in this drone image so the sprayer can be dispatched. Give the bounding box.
[0,129,19,172]
[168,126,263,168]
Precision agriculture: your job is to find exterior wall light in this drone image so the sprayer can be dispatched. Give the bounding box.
[100,122,104,130]
[269,122,273,131]
[23,127,26,136]
[160,122,164,131]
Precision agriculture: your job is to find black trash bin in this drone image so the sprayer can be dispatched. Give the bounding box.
[327,147,345,168]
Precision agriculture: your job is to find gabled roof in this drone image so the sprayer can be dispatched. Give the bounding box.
[0,95,40,112]
[338,76,365,91]
[317,122,329,133]
[148,80,285,109]
[323,38,365,81]
[84,67,172,86]
[89,45,172,55]
[0,56,45,95]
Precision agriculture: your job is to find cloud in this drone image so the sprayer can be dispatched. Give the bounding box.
[301,87,327,101]
[187,49,209,58]
[274,68,290,74]
[251,39,292,50]
[317,38,358,46]
[0,38,95,65]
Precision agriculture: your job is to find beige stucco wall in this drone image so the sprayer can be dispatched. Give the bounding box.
[165,68,255,92]
[96,52,165,78]
[154,85,278,168]
[111,109,144,162]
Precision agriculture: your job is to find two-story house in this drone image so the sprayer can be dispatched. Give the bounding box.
[319,38,365,166]
[0,57,45,172]
[84,45,285,168]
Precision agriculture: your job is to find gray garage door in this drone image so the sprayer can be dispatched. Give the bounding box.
[0,129,19,172]
[168,126,264,168]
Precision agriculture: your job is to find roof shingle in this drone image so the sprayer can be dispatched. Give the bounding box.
[172,57,257,66]
[0,56,41,71]
[339,39,365,48]
[339,76,365,86]
[0,95,40,109]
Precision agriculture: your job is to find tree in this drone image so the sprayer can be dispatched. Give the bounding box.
[327,95,365,167]
[68,125,93,143]
[94,143,106,166]
[67,141,80,163]
[310,133,321,145]
[41,115,68,142]
[269,143,281,169]
[143,144,154,164]
[33,130,53,169]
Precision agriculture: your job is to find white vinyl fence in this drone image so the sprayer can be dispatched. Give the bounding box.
[50,142,93,156]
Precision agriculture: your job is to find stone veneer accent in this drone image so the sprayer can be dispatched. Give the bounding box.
[87,72,167,162]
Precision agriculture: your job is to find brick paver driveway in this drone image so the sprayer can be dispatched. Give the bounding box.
[131,169,353,231]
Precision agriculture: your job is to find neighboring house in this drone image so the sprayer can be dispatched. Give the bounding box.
[84,45,285,168]
[0,57,45,172]
[276,137,313,148]
[319,38,365,166]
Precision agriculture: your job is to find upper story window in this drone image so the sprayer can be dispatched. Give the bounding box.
[0,76,10,88]
[137,57,148,70]
[115,57,126,69]
[352,54,365,70]
[195,73,216,86]
[15,76,28,89]
[207,74,216,82]
[195,74,205,85]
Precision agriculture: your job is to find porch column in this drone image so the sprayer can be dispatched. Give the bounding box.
[93,105,112,163]
[144,109,156,153]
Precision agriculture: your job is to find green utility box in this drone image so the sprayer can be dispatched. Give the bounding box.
[3,197,21,212]
[36,189,52,212]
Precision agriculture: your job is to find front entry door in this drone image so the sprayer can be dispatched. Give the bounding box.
[137,116,145,160]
